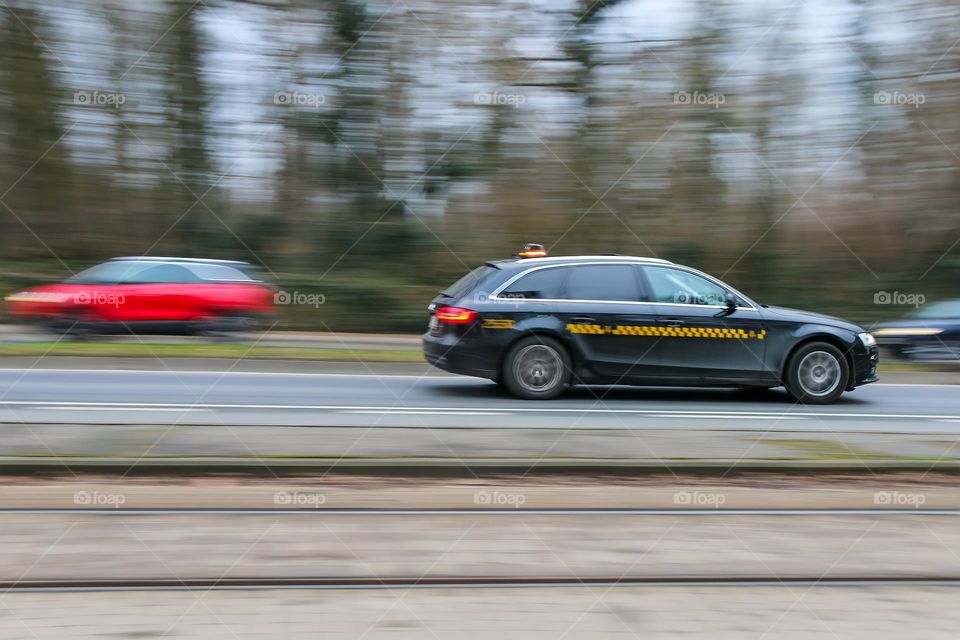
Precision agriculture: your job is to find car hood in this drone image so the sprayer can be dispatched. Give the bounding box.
[759,305,863,333]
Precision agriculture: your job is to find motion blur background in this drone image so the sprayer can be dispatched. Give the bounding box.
[1,0,957,331]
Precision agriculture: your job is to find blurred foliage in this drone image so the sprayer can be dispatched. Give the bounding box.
[1,0,959,332]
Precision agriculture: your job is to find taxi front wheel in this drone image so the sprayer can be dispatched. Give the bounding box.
[501,336,572,400]
[784,342,849,404]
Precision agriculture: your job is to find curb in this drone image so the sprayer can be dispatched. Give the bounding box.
[3,457,959,476]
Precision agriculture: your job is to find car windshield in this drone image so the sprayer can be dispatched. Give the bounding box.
[911,300,960,319]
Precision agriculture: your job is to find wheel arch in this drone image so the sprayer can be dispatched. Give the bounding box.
[780,332,856,386]
[497,329,578,380]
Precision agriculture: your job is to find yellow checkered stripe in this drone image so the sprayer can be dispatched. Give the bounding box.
[566,323,765,340]
[482,319,516,329]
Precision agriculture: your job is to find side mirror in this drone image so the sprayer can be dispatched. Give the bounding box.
[723,292,738,315]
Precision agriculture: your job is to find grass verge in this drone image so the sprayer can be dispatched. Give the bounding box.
[0,341,425,362]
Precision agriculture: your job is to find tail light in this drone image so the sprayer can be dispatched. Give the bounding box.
[434,306,477,324]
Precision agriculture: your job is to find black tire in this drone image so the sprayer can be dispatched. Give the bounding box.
[501,335,572,400]
[195,314,260,339]
[50,311,96,339]
[784,341,849,404]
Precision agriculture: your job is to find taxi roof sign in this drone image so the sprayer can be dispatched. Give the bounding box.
[516,243,547,259]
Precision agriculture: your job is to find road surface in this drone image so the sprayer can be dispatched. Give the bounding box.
[0,367,957,432]
[0,367,957,466]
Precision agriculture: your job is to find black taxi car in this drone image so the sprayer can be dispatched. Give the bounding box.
[422,246,879,403]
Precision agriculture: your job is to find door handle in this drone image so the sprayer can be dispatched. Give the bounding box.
[569,316,597,324]
[658,317,685,327]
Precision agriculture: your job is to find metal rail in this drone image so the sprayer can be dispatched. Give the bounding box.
[3,575,960,592]
[0,508,956,516]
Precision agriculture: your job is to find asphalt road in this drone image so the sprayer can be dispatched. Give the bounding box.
[0,367,958,432]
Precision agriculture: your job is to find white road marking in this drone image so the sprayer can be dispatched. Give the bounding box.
[0,368,445,379]
[875,383,960,388]
[0,369,956,386]
[42,407,211,412]
[0,401,956,421]
[342,410,507,416]
[648,414,805,420]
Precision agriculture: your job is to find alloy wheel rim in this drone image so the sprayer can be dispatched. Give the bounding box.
[514,344,563,392]
[797,350,842,397]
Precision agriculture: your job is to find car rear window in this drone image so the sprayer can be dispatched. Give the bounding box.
[440,265,496,300]
[561,264,640,301]
[188,264,255,282]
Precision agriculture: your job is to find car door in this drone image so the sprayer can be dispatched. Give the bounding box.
[640,265,766,382]
[556,263,660,380]
[85,260,153,323]
[117,263,199,323]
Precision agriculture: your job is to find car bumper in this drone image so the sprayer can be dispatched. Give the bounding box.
[422,332,500,379]
[850,345,880,388]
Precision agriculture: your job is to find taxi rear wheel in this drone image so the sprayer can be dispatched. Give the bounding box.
[501,336,572,400]
[784,342,849,404]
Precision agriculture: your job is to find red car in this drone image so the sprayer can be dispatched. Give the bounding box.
[5,257,276,335]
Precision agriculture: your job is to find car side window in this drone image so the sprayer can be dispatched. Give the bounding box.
[643,266,729,306]
[122,264,201,284]
[500,267,570,300]
[561,265,640,301]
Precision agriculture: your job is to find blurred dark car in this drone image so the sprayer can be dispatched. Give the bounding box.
[873,300,960,361]
[4,257,275,335]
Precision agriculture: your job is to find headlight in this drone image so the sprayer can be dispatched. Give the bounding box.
[858,332,877,348]
[873,327,943,337]
[4,292,70,303]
